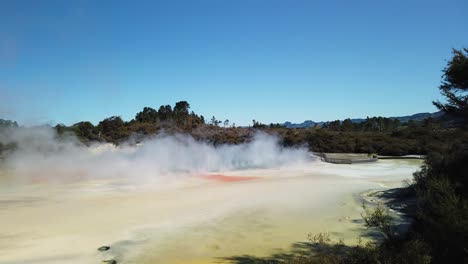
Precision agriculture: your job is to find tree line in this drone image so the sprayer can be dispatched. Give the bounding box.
[49,100,456,157]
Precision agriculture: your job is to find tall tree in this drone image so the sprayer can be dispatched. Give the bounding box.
[97,116,125,141]
[158,105,173,121]
[211,116,218,126]
[173,101,190,116]
[73,121,98,140]
[433,48,468,119]
[173,101,190,127]
[135,107,159,123]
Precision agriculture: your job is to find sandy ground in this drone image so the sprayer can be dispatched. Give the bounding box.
[0,159,421,264]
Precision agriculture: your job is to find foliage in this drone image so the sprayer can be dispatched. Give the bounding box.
[362,204,395,241]
[52,107,455,156]
[433,48,468,120]
[252,119,268,128]
[135,107,159,123]
[412,145,468,263]
[158,104,173,121]
[97,116,127,143]
[322,117,401,132]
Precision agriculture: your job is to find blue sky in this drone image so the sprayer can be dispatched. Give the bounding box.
[1,0,467,126]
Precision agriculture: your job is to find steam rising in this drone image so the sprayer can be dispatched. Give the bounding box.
[0,127,310,183]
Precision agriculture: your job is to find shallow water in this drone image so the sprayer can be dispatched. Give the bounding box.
[0,160,421,264]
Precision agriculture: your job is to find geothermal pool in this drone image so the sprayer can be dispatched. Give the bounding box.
[0,159,421,264]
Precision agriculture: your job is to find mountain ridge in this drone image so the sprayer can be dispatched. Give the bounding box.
[283,111,443,128]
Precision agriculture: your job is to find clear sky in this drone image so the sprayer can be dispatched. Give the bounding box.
[1,0,467,126]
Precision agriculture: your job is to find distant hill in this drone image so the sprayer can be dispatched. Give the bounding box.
[283,120,325,128]
[283,111,443,128]
[388,111,444,123]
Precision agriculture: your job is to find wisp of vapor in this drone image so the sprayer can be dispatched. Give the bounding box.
[0,126,311,183]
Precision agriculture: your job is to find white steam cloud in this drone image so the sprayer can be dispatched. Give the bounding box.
[0,127,311,183]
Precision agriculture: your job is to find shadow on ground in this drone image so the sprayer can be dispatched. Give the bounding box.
[219,187,417,264]
[218,240,354,264]
[375,187,417,218]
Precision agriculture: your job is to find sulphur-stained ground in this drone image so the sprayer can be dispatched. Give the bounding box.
[0,159,422,264]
